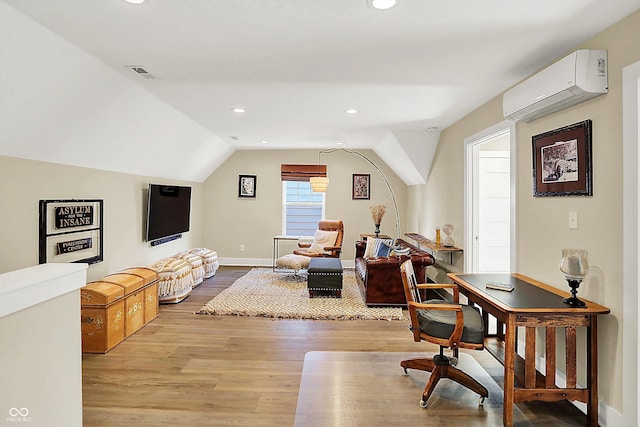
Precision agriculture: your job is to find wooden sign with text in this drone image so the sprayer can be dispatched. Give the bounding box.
[57,237,93,254]
[55,205,94,229]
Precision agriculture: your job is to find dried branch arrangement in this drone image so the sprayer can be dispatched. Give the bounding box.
[369,204,387,224]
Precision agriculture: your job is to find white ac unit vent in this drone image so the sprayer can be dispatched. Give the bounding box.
[503,49,607,122]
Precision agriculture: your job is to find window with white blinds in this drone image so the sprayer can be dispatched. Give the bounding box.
[282,181,324,236]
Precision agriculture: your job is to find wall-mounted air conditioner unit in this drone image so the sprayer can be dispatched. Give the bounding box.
[503,49,607,122]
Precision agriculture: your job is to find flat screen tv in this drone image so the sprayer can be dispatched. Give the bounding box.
[146,184,191,242]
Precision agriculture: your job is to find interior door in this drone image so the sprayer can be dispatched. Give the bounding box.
[464,122,515,274]
[478,151,511,272]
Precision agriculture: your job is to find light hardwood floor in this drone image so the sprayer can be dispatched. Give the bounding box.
[82,266,586,426]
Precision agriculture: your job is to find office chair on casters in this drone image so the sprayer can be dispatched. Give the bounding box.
[399,259,488,408]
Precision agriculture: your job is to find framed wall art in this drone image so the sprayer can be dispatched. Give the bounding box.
[238,174,257,198]
[352,173,370,200]
[532,120,593,197]
[39,199,104,264]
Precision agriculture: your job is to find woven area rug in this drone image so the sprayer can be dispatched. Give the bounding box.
[196,268,405,321]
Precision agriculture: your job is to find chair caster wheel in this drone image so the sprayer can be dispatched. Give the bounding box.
[479,396,485,406]
[419,400,428,408]
[449,357,458,366]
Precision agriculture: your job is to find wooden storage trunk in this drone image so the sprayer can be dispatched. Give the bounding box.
[80,281,126,353]
[120,267,159,323]
[102,273,146,338]
[81,269,159,353]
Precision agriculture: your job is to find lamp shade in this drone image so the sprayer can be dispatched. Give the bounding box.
[310,176,330,192]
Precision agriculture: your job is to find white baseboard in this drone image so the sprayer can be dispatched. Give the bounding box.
[219,257,272,267]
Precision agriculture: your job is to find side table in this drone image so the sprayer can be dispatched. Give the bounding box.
[272,235,300,271]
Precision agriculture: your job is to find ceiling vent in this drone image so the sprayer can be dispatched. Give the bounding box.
[126,66,154,79]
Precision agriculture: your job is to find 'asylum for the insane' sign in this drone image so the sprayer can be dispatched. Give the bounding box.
[55,205,94,229]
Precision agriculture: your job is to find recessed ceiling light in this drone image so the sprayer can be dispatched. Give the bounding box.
[125,0,145,4]
[336,142,345,146]
[261,140,269,144]
[231,108,245,113]
[367,0,396,10]
[345,109,358,114]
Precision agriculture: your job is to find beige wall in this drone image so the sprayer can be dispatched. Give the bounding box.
[414,11,640,416]
[0,156,202,282]
[0,148,405,279]
[201,148,406,263]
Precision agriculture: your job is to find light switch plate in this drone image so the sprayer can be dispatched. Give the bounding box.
[569,211,578,229]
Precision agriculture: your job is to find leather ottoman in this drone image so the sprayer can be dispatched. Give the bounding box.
[307,258,343,298]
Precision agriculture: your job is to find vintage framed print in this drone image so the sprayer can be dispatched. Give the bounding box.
[238,174,257,198]
[352,174,370,200]
[39,199,104,264]
[532,120,593,197]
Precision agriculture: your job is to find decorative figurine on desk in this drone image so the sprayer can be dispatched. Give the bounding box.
[442,224,455,247]
[560,248,589,307]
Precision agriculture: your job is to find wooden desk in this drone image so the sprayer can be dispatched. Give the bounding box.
[448,273,610,427]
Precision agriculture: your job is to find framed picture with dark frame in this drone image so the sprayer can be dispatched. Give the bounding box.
[352,173,370,200]
[238,174,257,198]
[39,199,104,265]
[532,120,593,197]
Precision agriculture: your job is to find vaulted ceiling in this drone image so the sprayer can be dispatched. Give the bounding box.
[1,0,639,183]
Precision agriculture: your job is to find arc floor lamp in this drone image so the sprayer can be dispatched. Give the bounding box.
[310,148,401,241]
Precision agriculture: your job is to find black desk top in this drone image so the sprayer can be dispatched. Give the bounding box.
[454,273,577,309]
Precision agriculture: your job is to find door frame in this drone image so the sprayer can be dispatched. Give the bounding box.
[622,59,640,427]
[464,120,517,273]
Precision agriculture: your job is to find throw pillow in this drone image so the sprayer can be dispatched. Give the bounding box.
[363,238,377,258]
[392,246,411,257]
[375,241,394,257]
[364,238,394,258]
[308,229,339,254]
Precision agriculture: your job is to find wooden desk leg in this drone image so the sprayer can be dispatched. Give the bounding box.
[587,316,599,427]
[503,314,516,427]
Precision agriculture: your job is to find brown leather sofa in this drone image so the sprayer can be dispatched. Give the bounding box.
[354,238,434,307]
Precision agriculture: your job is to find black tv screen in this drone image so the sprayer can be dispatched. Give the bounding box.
[146,184,191,242]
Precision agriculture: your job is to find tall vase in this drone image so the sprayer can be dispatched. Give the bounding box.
[374,223,380,238]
